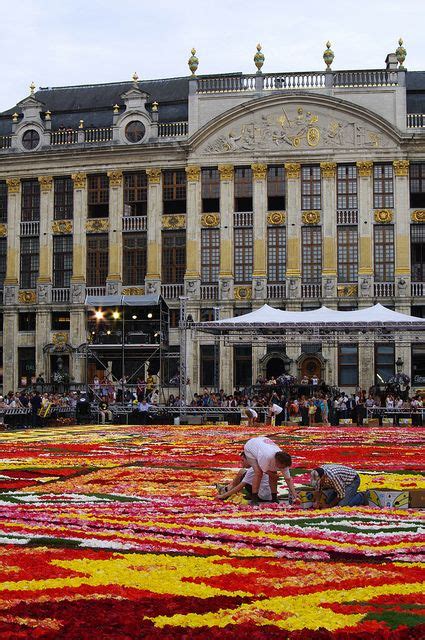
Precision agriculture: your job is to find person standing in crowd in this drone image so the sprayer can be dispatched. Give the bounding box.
[310,464,368,508]
[268,401,284,426]
[30,391,42,427]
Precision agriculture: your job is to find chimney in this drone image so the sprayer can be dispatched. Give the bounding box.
[385,53,398,70]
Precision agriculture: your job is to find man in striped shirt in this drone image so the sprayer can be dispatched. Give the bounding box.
[310,464,368,508]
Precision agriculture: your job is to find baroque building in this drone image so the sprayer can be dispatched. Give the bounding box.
[0,43,424,392]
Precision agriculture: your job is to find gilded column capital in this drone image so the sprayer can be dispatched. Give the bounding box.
[38,176,53,192]
[393,159,409,177]
[146,168,162,184]
[72,172,87,189]
[251,163,267,180]
[107,170,123,187]
[356,161,373,178]
[320,162,337,179]
[6,177,20,193]
[185,165,201,182]
[284,163,301,179]
[218,164,234,181]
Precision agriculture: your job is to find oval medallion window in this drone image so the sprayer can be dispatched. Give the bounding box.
[22,129,40,150]
[125,120,146,143]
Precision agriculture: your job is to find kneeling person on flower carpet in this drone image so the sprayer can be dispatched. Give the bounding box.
[216,453,272,502]
[243,436,299,505]
[310,464,368,508]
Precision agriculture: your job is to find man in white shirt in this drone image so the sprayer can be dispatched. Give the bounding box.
[243,436,299,505]
[216,454,272,502]
[268,402,284,425]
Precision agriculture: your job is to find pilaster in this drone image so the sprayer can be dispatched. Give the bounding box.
[4,178,20,305]
[145,168,162,294]
[35,309,50,377]
[251,163,267,300]
[70,308,86,382]
[106,170,123,294]
[284,163,301,305]
[184,165,201,298]
[356,161,374,299]
[358,340,374,390]
[320,162,337,298]
[218,164,234,301]
[37,176,54,304]
[71,173,87,303]
[393,160,410,298]
[2,310,18,391]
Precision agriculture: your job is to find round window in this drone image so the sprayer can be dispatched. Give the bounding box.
[22,129,40,150]
[125,120,146,143]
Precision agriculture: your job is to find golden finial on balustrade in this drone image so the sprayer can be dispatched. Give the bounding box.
[29,81,36,95]
[188,48,199,76]
[12,112,19,123]
[132,72,139,84]
[113,104,120,114]
[152,101,158,112]
[79,119,84,129]
[254,43,265,74]
[45,110,51,121]
[396,37,407,69]
[323,41,334,70]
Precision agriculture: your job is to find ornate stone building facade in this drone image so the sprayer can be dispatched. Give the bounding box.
[0,44,424,392]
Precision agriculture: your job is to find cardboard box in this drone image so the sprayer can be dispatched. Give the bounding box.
[364,418,380,427]
[399,418,412,426]
[409,489,425,509]
[297,488,316,509]
[368,488,409,509]
[382,418,394,426]
[339,418,352,425]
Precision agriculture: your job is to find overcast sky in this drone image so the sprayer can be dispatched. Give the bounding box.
[0,0,423,111]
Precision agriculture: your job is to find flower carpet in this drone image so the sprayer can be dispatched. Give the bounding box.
[0,423,423,639]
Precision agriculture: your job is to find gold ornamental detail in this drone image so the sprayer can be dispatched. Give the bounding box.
[18,290,36,304]
[234,286,252,301]
[267,211,286,225]
[38,176,53,192]
[107,170,123,187]
[52,332,69,346]
[356,161,373,178]
[251,163,267,180]
[337,284,358,298]
[284,163,301,179]
[374,209,393,224]
[393,159,409,177]
[146,168,161,184]
[411,210,425,223]
[201,213,220,227]
[72,173,87,189]
[86,218,109,233]
[52,220,73,234]
[302,210,320,224]
[0,223,7,237]
[162,214,186,229]
[185,166,201,182]
[218,164,234,181]
[122,287,145,295]
[320,162,337,179]
[6,177,20,193]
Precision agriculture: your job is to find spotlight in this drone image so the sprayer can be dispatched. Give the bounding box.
[132,315,137,320]
[95,310,104,320]
[112,311,120,320]
[106,330,111,335]
[147,312,153,319]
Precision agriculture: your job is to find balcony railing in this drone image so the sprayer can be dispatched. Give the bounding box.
[333,69,398,87]
[263,72,326,90]
[411,282,425,297]
[161,284,184,299]
[50,130,79,145]
[52,288,70,303]
[84,127,113,143]
[301,283,322,299]
[20,221,40,236]
[337,209,358,224]
[267,283,286,299]
[86,286,106,296]
[407,114,425,129]
[200,284,219,300]
[0,135,12,149]
[197,74,257,93]
[234,212,253,227]
[158,122,188,137]
[122,215,147,232]
[374,282,395,297]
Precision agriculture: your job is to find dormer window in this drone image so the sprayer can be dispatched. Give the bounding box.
[125,120,146,143]
[22,129,40,150]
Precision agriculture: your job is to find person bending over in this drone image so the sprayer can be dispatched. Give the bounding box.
[310,464,368,508]
[216,453,272,502]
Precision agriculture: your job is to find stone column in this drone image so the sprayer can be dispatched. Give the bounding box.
[218,307,234,392]
[3,178,21,305]
[35,309,50,377]
[251,163,267,301]
[356,161,374,304]
[37,176,54,304]
[284,163,301,308]
[3,310,18,392]
[320,162,337,301]
[70,173,87,304]
[358,340,374,391]
[184,165,201,298]
[70,308,86,383]
[145,168,162,294]
[106,170,123,295]
[393,160,410,310]
[218,164,234,301]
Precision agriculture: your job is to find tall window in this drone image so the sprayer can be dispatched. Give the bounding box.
[201,168,220,213]
[373,164,394,208]
[374,225,394,282]
[234,345,252,387]
[375,343,395,384]
[411,224,425,282]
[337,226,358,282]
[86,234,108,286]
[87,174,109,218]
[201,228,220,283]
[163,170,186,214]
[53,236,73,288]
[302,226,322,283]
[234,227,253,284]
[234,167,253,212]
[337,164,358,209]
[54,176,73,220]
[200,344,217,387]
[412,344,425,385]
[267,226,286,282]
[124,172,147,215]
[20,237,39,288]
[338,344,358,386]
[162,231,186,283]
[301,165,321,210]
[267,166,285,210]
[0,181,7,223]
[21,179,40,221]
[0,238,6,287]
[410,163,425,208]
[123,233,147,285]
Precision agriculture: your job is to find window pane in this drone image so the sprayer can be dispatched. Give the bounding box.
[20,237,39,288]
[86,234,108,286]
[337,164,358,209]
[301,165,321,210]
[267,226,286,282]
[411,224,425,282]
[302,226,322,283]
[234,227,253,284]
[21,180,40,221]
[123,233,147,285]
[337,226,358,282]
[54,176,73,220]
[338,343,358,386]
[374,225,394,282]
[124,172,147,216]
[53,235,73,287]
[162,231,186,283]
[201,228,220,283]
[373,164,394,208]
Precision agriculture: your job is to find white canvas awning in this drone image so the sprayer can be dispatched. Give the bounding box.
[85,293,161,307]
